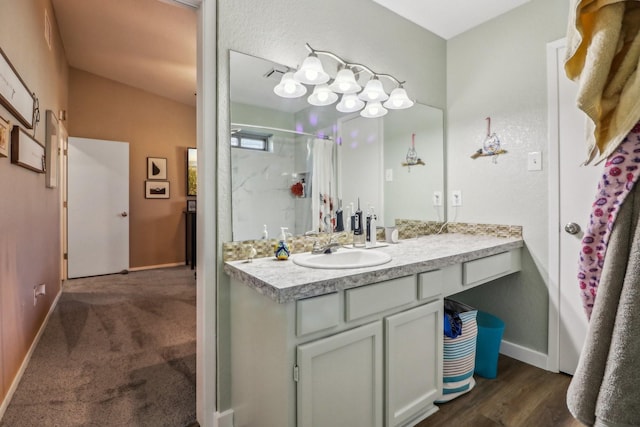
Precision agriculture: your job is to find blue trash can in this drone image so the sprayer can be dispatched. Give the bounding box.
[474,311,504,379]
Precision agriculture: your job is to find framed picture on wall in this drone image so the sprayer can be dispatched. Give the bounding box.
[0,115,9,158]
[187,199,196,212]
[145,180,170,199]
[186,147,197,196]
[11,125,45,173]
[147,157,167,180]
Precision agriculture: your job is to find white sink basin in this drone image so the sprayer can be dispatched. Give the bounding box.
[292,249,392,269]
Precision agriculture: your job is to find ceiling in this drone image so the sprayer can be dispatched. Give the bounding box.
[372,0,531,40]
[51,0,198,106]
[51,0,528,108]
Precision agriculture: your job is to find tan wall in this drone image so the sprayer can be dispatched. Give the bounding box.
[68,68,196,269]
[0,0,68,406]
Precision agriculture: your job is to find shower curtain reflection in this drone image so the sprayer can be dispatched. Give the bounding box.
[231,126,315,240]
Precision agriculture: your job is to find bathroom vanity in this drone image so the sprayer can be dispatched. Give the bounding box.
[224,233,523,427]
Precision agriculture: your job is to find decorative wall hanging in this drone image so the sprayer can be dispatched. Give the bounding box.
[471,117,506,162]
[11,125,45,173]
[145,180,170,199]
[147,157,167,180]
[186,147,197,196]
[0,115,9,158]
[45,110,59,188]
[402,133,425,170]
[0,48,36,129]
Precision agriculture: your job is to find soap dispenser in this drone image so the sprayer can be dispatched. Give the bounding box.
[274,227,291,260]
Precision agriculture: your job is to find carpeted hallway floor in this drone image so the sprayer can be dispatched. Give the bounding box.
[0,267,197,427]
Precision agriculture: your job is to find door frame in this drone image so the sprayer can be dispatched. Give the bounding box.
[546,37,565,373]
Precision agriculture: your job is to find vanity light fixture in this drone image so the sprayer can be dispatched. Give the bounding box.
[336,93,365,113]
[360,101,388,118]
[308,84,339,106]
[273,43,414,118]
[273,72,307,98]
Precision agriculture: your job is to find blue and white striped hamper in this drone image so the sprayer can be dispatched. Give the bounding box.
[436,300,478,403]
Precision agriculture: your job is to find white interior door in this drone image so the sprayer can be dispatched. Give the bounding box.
[67,137,129,278]
[549,40,601,375]
[338,115,384,224]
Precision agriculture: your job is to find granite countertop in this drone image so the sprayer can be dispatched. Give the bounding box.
[223,233,524,304]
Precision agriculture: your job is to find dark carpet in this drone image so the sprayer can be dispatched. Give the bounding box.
[0,267,196,427]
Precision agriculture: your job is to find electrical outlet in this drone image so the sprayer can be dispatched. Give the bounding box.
[452,190,462,206]
[433,191,443,206]
[385,169,393,182]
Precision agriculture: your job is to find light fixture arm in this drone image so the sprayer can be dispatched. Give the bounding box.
[305,43,405,88]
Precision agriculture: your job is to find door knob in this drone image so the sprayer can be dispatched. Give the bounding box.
[564,222,580,234]
[121,212,128,217]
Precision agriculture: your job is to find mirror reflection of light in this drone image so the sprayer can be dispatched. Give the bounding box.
[309,114,319,127]
[284,82,296,94]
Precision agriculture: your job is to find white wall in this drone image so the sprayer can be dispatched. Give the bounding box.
[446,0,569,353]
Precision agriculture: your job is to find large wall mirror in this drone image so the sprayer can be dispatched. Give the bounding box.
[229,50,445,241]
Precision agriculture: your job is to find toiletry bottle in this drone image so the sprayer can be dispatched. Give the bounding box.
[365,205,372,242]
[349,202,355,233]
[274,227,291,260]
[369,207,377,247]
[262,224,268,240]
[335,200,344,232]
[353,198,365,247]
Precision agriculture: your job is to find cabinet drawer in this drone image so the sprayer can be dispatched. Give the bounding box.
[297,293,340,336]
[418,270,444,300]
[463,251,512,285]
[345,276,416,322]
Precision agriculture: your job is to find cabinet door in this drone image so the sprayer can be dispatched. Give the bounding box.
[385,300,443,427]
[297,321,383,427]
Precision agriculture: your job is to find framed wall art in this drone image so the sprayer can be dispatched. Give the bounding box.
[0,48,36,129]
[147,157,167,180]
[186,147,197,196]
[45,110,58,188]
[11,126,45,173]
[145,180,170,199]
[0,115,9,157]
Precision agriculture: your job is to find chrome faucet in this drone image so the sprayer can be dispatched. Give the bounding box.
[305,231,348,254]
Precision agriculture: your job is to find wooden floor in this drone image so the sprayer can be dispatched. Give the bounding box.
[418,355,584,427]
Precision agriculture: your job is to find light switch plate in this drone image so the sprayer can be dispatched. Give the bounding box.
[528,152,542,171]
[385,168,393,181]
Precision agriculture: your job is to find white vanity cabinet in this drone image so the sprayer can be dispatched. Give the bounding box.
[296,321,384,427]
[227,245,522,427]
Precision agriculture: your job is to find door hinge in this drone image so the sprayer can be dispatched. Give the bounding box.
[63,149,68,156]
[63,201,67,208]
[293,365,299,382]
[63,253,68,260]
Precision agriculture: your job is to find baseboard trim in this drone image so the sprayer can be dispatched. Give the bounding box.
[128,262,186,272]
[214,409,234,427]
[0,289,63,419]
[500,339,548,371]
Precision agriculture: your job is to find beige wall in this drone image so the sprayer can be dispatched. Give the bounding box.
[68,68,197,269]
[0,0,68,407]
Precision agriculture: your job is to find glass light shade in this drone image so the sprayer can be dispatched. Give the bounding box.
[329,68,361,94]
[360,101,388,118]
[294,55,330,85]
[336,93,365,113]
[358,78,389,102]
[383,87,414,109]
[274,72,307,98]
[307,84,338,106]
